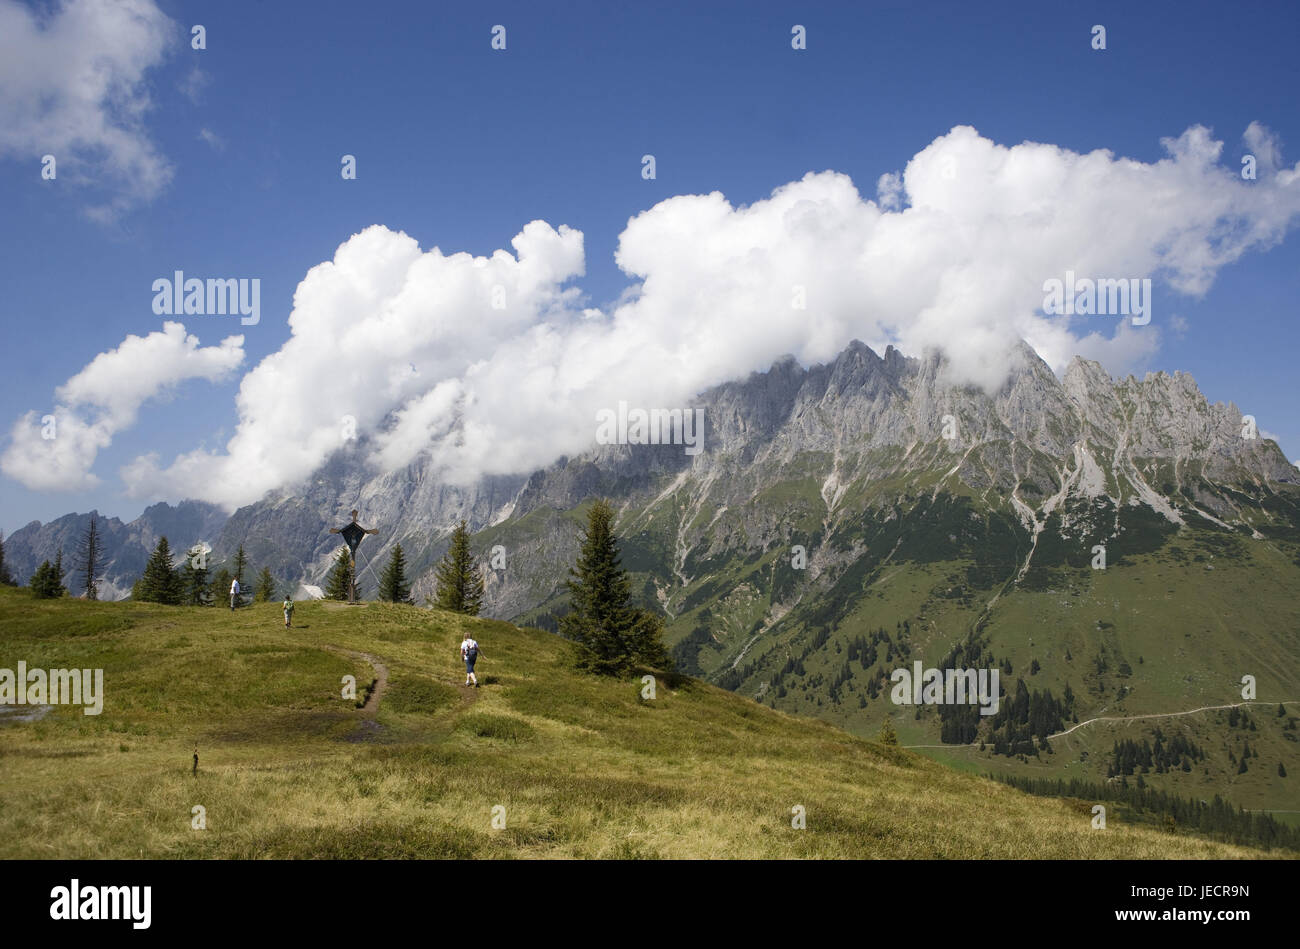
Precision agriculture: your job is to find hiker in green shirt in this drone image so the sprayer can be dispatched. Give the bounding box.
[282,596,295,628]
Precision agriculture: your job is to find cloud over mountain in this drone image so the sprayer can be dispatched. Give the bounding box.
[11,124,1300,507]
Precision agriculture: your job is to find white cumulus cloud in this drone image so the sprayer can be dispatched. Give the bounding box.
[1,323,244,491]
[95,124,1300,507]
[123,222,585,505]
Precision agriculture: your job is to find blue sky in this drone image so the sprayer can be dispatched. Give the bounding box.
[1,0,1298,535]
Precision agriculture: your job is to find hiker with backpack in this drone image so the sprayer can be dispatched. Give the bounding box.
[460,635,482,687]
[229,577,241,611]
[282,595,294,628]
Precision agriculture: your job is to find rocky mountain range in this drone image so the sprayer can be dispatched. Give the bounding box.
[9,339,1296,613]
[4,500,229,601]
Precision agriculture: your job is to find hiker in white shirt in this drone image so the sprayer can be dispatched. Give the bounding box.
[460,636,482,687]
[229,578,240,611]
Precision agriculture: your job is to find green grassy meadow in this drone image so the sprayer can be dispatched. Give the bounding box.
[0,587,1282,858]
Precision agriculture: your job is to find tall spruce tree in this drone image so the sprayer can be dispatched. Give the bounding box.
[324,547,354,601]
[232,545,249,604]
[136,537,182,604]
[560,499,670,676]
[0,530,14,586]
[254,567,276,602]
[76,515,100,600]
[433,521,483,614]
[180,545,210,606]
[53,550,66,593]
[378,543,412,603]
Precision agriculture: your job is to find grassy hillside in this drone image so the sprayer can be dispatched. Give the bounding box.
[588,485,1300,815]
[0,587,1283,858]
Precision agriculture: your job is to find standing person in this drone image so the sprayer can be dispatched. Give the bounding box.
[460,635,482,687]
[229,577,240,611]
[282,595,294,628]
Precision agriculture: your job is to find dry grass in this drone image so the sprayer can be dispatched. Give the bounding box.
[0,589,1272,858]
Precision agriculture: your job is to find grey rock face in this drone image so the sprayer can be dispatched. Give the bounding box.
[5,500,228,599]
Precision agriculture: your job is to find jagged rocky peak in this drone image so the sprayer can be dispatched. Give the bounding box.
[4,499,231,601]
[1062,354,1112,393]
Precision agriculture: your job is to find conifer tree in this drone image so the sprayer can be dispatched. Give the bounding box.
[878,717,899,746]
[180,545,210,606]
[0,530,12,586]
[31,552,69,598]
[209,568,234,607]
[433,522,483,615]
[324,547,354,601]
[254,566,276,602]
[29,560,65,598]
[232,545,249,604]
[76,515,100,600]
[136,537,182,604]
[560,499,670,676]
[378,543,412,603]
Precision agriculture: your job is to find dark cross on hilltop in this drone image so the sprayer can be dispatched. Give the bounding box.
[329,509,378,603]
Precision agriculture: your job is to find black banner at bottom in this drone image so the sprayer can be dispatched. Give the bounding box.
[0,858,1286,935]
